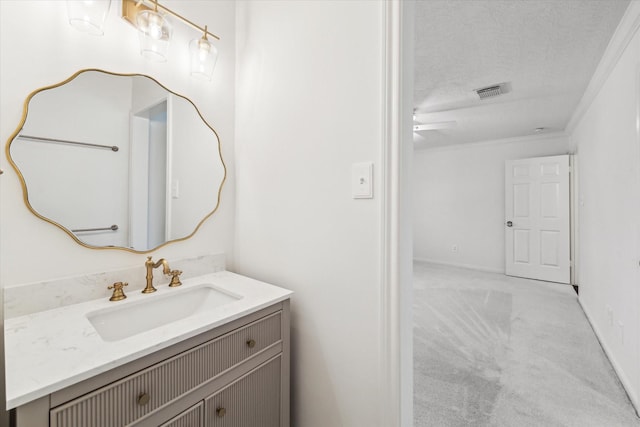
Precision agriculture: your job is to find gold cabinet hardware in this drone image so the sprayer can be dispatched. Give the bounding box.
[246,339,256,349]
[137,392,150,406]
[168,269,183,287]
[216,407,226,417]
[107,282,128,301]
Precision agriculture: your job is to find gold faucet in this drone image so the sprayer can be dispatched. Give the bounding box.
[143,256,182,293]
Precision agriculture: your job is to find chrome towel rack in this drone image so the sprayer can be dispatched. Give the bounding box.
[71,225,119,233]
[18,135,119,152]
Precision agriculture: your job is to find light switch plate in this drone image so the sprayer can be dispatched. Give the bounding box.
[352,162,373,199]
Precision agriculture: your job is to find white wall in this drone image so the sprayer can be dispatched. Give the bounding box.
[0,0,236,420]
[131,74,167,114]
[235,1,385,425]
[571,5,640,408]
[413,135,573,272]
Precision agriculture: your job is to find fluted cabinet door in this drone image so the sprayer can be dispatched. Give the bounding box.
[205,356,281,427]
[160,402,203,427]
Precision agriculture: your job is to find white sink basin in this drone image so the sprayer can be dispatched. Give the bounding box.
[87,285,241,342]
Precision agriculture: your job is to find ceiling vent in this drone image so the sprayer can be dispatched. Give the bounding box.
[475,83,509,100]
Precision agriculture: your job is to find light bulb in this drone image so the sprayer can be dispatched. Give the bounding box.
[198,40,211,61]
[149,25,162,40]
[136,10,172,61]
[148,14,163,39]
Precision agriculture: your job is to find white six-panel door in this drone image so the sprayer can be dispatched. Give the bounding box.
[505,155,570,284]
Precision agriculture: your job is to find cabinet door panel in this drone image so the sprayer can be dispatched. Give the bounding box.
[159,401,203,427]
[205,356,281,427]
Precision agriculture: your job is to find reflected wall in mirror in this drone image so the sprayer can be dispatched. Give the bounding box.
[7,69,226,252]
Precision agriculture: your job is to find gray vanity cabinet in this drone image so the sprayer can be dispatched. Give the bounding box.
[14,300,290,427]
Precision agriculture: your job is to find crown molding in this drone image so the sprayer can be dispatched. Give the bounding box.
[415,131,571,154]
[566,1,640,133]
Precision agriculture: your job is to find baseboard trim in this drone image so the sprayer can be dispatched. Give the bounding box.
[578,297,639,416]
[413,258,503,274]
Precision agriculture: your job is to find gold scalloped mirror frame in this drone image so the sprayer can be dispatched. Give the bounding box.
[5,69,227,254]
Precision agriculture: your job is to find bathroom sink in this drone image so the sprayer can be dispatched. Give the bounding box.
[87,285,241,342]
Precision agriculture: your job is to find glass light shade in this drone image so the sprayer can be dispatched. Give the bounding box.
[136,10,172,62]
[66,0,111,36]
[189,38,218,81]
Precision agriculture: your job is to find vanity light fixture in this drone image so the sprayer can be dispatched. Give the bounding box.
[67,0,221,80]
[122,0,220,77]
[66,0,112,36]
[190,26,218,81]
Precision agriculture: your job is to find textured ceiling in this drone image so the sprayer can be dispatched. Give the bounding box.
[413,0,630,149]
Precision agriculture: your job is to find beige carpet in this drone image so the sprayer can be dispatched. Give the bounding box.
[413,261,640,426]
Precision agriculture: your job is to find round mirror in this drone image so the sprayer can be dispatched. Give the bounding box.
[6,69,226,253]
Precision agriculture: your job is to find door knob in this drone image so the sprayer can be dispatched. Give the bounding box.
[506,221,513,227]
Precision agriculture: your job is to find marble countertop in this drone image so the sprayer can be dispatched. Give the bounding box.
[4,271,292,409]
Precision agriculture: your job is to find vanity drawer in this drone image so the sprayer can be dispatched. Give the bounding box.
[50,311,282,427]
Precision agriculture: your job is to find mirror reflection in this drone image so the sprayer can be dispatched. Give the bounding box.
[8,70,225,252]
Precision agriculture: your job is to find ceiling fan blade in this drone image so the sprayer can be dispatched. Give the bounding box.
[413,121,457,131]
